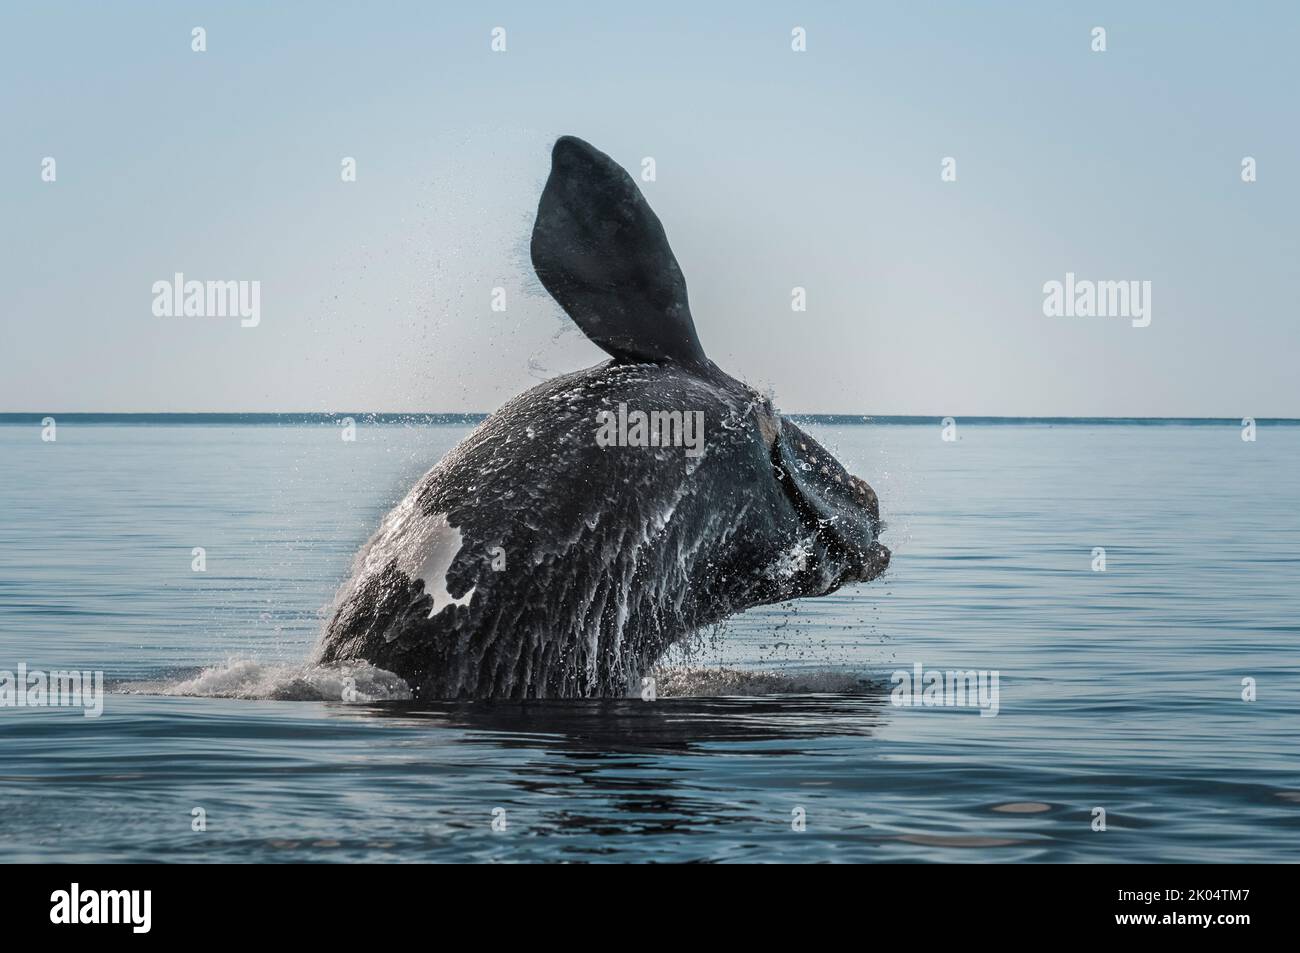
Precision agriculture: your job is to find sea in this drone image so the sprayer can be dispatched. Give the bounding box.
[0,414,1296,862]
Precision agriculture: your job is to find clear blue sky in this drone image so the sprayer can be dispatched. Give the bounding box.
[2,1,1296,415]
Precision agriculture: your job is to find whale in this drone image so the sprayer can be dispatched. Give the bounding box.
[315,135,889,700]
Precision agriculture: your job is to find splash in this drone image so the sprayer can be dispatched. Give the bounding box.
[652,666,875,697]
[124,660,873,701]
[133,658,413,702]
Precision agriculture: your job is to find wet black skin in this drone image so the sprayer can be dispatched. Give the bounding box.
[316,137,888,699]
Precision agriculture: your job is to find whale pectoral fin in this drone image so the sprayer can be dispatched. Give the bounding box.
[530,135,709,368]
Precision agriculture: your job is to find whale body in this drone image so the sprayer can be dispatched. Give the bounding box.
[316,136,888,699]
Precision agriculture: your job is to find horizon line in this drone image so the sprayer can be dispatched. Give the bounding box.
[2,412,1296,426]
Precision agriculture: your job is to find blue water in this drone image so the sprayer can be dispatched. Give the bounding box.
[1,418,1297,862]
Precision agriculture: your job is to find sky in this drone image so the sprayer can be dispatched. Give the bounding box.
[2,1,1297,416]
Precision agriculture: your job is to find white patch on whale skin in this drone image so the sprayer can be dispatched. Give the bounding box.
[414,522,476,619]
[334,478,476,623]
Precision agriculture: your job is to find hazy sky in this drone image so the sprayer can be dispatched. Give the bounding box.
[2,2,1296,416]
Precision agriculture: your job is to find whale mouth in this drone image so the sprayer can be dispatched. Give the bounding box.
[842,539,891,585]
[769,420,888,590]
[808,517,889,592]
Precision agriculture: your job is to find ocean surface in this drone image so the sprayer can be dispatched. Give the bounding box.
[0,415,1297,863]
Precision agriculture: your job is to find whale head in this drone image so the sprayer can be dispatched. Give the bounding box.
[761,408,890,595]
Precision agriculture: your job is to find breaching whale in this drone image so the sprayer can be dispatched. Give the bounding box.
[316,135,889,699]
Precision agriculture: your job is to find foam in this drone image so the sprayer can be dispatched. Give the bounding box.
[136,658,413,702]
[651,666,874,697]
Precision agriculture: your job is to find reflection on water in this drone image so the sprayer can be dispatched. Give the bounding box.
[360,692,890,750]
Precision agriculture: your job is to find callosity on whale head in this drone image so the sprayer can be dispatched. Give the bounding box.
[315,135,888,699]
